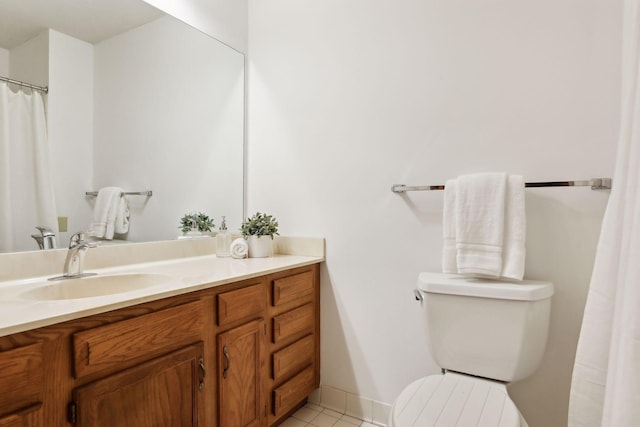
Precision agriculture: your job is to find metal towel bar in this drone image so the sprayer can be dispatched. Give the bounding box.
[391,178,612,193]
[85,191,153,197]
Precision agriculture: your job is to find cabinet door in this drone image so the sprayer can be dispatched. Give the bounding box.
[218,319,265,427]
[0,404,41,427]
[0,343,43,416]
[73,343,205,427]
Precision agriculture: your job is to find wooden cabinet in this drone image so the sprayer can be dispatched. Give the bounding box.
[72,301,205,379]
[0,405,42,427]
[214,266,320,427]
[272,335,314,383]
[217,320,265,427]
[0,263,320,427]
[70,301,206,426]
[272,367,315,418]
[218,283,265,327]
[72,343,205,427]
[267,267,320,425]
[0,343,44,426]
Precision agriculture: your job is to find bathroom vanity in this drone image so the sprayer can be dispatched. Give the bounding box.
[0,240,322,427]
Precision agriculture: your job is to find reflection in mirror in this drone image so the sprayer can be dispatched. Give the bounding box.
[0,0,244,254]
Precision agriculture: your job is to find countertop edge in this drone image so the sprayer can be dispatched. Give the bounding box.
[0,255,323,337]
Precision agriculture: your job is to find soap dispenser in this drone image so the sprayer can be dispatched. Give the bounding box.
[216,216,231,257]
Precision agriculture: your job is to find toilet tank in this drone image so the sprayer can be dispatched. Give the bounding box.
[418,273,554,382]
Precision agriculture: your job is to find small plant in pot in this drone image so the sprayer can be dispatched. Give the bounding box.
[179,212,215,235]
[240,212,279,258]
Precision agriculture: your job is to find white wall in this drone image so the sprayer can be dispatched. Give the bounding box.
[93,16,244,242]
[47,30,94,244]
[247,1,622,426]
[144,0,247,53]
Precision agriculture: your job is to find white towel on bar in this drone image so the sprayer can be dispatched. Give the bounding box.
[500,175,526,280]
[114,195,130,235]
[88,187,122,240]
[455,173,507,278]
[442,179,458,274]
[441,173,527,280]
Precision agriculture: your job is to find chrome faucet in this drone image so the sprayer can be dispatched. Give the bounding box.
[31,226,57,250]
[50,232,97,281]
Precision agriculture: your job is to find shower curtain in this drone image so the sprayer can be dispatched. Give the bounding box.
[0,83,57,253]
[568,0,640,425]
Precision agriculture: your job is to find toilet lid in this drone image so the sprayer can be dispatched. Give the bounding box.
[390,373,522,427]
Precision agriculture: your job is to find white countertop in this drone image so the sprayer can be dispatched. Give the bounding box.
[0,254,322,337]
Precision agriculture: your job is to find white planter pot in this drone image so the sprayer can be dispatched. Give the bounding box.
[247,235,272,258]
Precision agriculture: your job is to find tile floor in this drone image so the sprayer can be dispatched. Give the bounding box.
[281,402,380,427]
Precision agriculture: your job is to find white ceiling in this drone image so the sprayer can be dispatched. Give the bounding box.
[0,0,164,49]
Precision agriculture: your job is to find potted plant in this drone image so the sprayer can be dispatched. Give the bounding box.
[240,212,279,257]
[179,212,215,236]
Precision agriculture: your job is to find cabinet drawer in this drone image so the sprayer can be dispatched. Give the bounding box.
[272,270,314,307]
[0,343,43,416]
[218,283,265,326]
[272,335,314,382]
[73,300,204,378]
[272,366,315,417]
[272,303,313,344]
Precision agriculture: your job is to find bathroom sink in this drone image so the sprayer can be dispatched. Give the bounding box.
[21,273,173,300]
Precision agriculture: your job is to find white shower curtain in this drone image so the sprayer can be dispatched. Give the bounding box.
[0,83,57,253]
[568,0,640,425]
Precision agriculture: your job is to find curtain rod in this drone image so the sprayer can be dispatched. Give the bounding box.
[391,178,612,193]
[0,75,49,94]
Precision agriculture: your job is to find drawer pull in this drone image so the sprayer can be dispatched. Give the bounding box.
[223,345,230,379]
[199,357,206,391]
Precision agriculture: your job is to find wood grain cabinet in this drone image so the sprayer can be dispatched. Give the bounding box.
[0,262,320,427]
[72,343,205,427]
[267,267,320,425]
[218,320,265,427]
[0,406,42,427]
[0,343,44,426]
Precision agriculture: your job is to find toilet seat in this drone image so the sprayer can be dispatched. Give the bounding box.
[389,373,525,427]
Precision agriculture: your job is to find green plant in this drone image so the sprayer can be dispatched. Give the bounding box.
[179,212,215,233]
[240,212,279,239]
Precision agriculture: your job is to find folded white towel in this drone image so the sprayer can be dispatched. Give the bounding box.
[230,238,248,259]
[500,175,526,280]
[442,179,458,274]
[88,187,122,240]
[455,173,507,278]
[114,196,130,235]
[441,173,527,280]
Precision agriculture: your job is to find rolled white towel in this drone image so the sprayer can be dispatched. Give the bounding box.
[230,238,248,259]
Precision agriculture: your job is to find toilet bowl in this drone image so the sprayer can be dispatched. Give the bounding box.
[389,273,553,427]
[388,374,527,427]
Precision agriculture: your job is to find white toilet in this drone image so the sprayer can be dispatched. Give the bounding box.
[389,273,554,427]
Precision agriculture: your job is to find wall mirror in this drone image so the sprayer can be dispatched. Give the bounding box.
[0,0,245,254]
